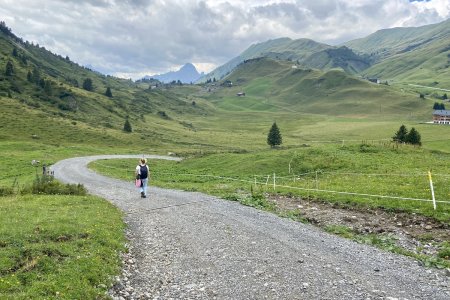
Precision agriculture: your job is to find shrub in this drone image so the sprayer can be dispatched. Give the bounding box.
[23,175,87,195]
[0,186,14,196]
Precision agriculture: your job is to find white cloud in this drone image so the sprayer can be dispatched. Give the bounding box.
[0,0,448,79]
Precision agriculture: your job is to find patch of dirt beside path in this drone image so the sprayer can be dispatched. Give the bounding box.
[269,195,449,262]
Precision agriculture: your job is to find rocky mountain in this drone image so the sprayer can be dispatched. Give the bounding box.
[145,63,203,84]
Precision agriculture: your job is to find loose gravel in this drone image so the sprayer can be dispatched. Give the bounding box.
[52,155,449,300]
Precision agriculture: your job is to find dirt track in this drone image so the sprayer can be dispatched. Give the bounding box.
[53,155,449,299]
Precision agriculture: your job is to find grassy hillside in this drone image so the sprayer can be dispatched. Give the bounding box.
[344,18,450,61]
[199,37,369,82]
[206,58,433,118]
[202,19,450,90]
[344,18,450,88]
[0,24,229,157]
[361,38,450,88]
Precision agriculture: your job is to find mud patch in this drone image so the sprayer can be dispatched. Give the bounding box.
[268,194,449,262]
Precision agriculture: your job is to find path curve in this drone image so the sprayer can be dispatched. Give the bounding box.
[52,155,449,299]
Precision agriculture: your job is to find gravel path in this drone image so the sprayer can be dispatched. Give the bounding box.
[52,155,449,300]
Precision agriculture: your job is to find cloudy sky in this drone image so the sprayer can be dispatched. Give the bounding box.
[1,0,449,79]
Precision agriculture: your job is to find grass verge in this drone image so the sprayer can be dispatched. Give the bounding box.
[0,194,125,299]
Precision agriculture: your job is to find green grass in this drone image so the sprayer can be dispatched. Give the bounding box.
[0,194,125,299]
[90,143,450,223]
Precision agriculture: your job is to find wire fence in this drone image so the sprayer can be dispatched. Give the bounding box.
[6,159,449,210]
[89,159,450,210]
[148,170,450,208]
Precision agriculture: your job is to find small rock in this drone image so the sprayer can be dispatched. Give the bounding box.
[425,225,433,230]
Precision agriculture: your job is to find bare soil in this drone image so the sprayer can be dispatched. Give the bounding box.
[269,194,449,260]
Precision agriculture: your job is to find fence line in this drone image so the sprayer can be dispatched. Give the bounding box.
[150,171,450,205]
[88,162,450,206]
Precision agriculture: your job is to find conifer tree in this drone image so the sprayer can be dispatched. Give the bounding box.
[5,61,13,76]
[392,125,408,143]
[105,87,113,97]
[406,127,421,146]
[123,118,132,133]
[32,66,40,84]
[44,80,52,95]
[82,78,93,91]
[39,78,45,88]
[27,70,33,82]
[267,122,282,148]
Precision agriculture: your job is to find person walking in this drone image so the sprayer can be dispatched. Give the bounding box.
[135,158,150,198]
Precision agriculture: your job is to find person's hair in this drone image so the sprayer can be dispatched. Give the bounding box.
[140,158,146,164]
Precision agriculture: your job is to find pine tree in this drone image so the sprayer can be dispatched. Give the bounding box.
[406,127,421,146]
[267,122,282,148]
[82,78,93,91]
[444,93,448,100]
[44,80,52,95]
[32,66,40,84]
[27,70,33,82]
[105,87,112,97]
[12,48,18,57]
[5,61,14,76]
[393,125,408,143]
[123,118,132,133]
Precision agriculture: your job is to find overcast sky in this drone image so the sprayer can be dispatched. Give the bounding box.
[1,0,449,79]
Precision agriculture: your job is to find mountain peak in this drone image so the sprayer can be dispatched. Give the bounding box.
[144,63,201,83]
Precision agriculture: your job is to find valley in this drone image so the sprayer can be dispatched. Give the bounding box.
[0,18,449,299]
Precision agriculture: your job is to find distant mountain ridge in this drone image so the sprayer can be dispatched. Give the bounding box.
[145,63,203,83]
[343,18,450,86]
[200,18,450,87]
[343,18,450,61]
[197,37,372,83]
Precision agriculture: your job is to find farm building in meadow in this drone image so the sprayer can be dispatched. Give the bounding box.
[432,110,450,124]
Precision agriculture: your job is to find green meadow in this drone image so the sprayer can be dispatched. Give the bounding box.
[90,143,450,222]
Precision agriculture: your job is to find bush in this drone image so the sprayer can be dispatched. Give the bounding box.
[0,186,14,196]
[23,175,87,195]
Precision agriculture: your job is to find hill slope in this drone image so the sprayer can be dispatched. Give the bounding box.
[0,22,213,150]
[206,58,432,118]
[343,18,450,87]
[199,38,369,82]
[203,19,450,89]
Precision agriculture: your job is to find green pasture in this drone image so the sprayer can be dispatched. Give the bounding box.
[204,58,436,119]
[90,143,450,223]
